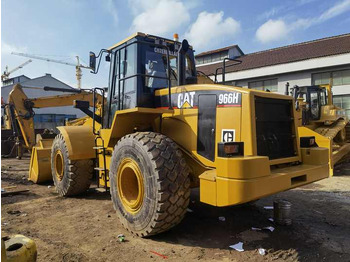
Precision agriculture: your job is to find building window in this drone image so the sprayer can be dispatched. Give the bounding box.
[333,95,350,118]
[312,69,350,86]
[195,57,204,65]
[333,69,350,86]
[195,51,229,65]
[248,79,278,92]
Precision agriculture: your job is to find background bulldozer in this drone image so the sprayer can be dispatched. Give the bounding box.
[9,33,330,237]
[291,84,350,175]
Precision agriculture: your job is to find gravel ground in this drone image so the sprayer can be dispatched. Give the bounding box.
[1,156,350,261]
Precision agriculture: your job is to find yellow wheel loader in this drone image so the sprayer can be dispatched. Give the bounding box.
[2,84,103,182]
[291,84,350,176]
[29,33,329,237]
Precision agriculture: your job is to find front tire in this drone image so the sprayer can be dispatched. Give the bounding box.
[51,134,93,196]
[110,132,190,237]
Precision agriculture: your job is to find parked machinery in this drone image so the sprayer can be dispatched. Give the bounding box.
[22,33,329,236]
[291,84,350,175]
[1,84,102,181]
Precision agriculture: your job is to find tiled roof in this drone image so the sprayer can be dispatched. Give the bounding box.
[197,33,350,76]
[195,44,241,57]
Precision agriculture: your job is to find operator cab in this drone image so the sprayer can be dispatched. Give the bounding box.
[90,33,197,128]
[292,85,329,124]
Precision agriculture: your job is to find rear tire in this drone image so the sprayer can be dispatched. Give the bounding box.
[110,132,190,237]
[51,134,93,196]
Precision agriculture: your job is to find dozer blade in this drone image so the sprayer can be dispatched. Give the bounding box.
[299,126,350,177]
[332,143,350,166]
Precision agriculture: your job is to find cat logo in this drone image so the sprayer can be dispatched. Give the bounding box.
[222,129,235,142]
[177,92,195,108]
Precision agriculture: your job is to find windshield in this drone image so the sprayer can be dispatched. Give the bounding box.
[142,45,195,89]
[144,50,177,89]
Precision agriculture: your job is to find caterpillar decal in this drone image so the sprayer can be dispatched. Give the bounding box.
[155,90,242,109]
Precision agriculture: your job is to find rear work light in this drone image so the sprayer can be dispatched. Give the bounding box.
[300,136,317,148]
[218,142,244,157]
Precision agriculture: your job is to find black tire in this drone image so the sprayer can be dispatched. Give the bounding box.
[51,134,93,197]
[110,132,190,237]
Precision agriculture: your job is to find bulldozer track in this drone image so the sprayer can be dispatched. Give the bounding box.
[315,119,347,141]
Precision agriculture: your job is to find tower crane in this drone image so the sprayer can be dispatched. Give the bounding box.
[11,52,91,89]
[1,59,32,82]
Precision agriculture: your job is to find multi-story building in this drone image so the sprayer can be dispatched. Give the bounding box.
[196,33,350,117]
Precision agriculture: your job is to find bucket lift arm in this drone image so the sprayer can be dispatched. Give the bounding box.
[6,84,102,149]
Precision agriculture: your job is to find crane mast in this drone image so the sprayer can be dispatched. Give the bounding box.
[11,52,90,89]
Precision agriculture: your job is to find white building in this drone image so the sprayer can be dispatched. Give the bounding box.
[196,33,350,117]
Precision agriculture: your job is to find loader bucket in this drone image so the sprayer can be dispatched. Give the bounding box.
[28,138,54,183]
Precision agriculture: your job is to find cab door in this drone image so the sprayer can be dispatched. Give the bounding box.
[106,45,137,128]
[197,94,217,161]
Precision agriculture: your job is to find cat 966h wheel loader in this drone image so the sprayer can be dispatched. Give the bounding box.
[291,84,350,176]
[31,33,329,237]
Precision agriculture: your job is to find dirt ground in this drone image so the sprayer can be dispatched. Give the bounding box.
[1,156,350,262]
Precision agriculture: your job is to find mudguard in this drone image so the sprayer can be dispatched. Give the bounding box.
[56,126,95,160]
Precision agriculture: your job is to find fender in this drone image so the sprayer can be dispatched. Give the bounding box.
[57,126,95,160]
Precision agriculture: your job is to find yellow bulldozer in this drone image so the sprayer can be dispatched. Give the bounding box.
[291,84,350,175]
[6,33,331,237]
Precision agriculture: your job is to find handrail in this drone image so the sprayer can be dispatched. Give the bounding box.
[214,58,242,84]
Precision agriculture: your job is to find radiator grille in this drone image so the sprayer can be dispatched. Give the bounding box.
[255,97,296,160]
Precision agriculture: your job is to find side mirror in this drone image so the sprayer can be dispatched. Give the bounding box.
[89,52,96,71]
[105,54,111,62]
[180,39,189,53]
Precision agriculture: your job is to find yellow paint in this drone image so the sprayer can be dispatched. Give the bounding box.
[199,170,217,206]
[199,147,328,206]
[298,126,333,175]
[28,139,53,183]
[117,158,144,214]
[3,234,37,262]
[56,126,95,160]
[216,156,270,179]
[53,150,64,181]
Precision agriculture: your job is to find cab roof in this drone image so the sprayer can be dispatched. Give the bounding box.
[107,32,191,51]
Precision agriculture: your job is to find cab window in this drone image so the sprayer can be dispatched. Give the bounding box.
[310,91,320,119]
[320,90,327,106]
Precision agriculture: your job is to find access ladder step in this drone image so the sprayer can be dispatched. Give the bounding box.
[94,167,106,171]
[93,146,105,150]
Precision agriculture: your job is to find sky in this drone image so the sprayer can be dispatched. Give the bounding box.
[1,0,350,89]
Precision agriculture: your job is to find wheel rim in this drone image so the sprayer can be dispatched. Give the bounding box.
[117,158,144,214]
[54,150,64,181]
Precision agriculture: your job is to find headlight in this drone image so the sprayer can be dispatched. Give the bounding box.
[218,142,244,157]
